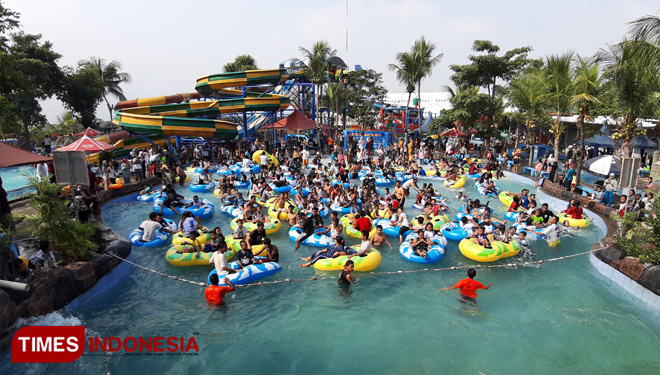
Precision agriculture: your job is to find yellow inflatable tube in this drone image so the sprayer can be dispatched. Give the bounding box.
[225,235,265,257]
[557,213,590,228]
[230,217,282,234]
[341,214,376,239]
[172,232,211,246]
[411,214,450,231]
[499,192,514,208]
[458,236,520,262]
[313,248,382,272]
[165,244,213,266]
[252,150,279,167]
[445,175,466,189]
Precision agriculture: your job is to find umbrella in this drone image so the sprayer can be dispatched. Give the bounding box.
[59,136,114,154]
[468,128,478,134]
[439,129,468,137]
[75,127,103,138]
[584,155,621,176]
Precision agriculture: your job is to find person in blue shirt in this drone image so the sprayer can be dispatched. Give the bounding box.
[299,236,346,267]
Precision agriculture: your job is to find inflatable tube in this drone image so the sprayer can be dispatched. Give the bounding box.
[313,248,382,272]
[234,181,249,189]
[208,262,282,286]
[175,175,191,184]
[458,236,520,262]
[165,244,213,266]
[440,222,472,241]
[182,203,214,218]
[194,167,218,174]
[504,211,520,221]
[455,212,474,222]
[172,232,211,246]
[557,213,591,228]
[269,183,292,193]
[341,214,376,239]
[219,205,243,218]
[330,204,353,214]
[372,218,409,237]
[136,190,162,202]
[189,182,216,193]
[412,203,426,210]
[444,175,466,189]
[288,227,335,247]
[399,233,445,264]
[499,191,514,207]
[411,214,450,231]
[513,223,545,239]
[252,150,279,168]
[153,198,214,218]
[224,235,266,257]
[230,217,282,234]
[128,228,169,247]
[475,181,497,197]
[374,177,392,186]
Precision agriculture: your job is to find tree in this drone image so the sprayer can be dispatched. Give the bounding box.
[411,37,443,124]
[223,54,259,73]
[388,51,417,141]
[540,52,574,177]
[58,65,105,127]
[571,55,601,186]
[344,69,388,136]
[599,40,658,156]
[78,57,132,121]
[448,40,533,156]
[326,81,346,133]
[2,31,62,148]
[299,41,337,124]
[435,90,503,144]
[508,68,548,165]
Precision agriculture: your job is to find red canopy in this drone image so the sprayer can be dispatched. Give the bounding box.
[439,129,468,137]
[276,110,317,131]
[468,128,478,134]
[75,127,103,138]
[59,136,114,153]
[0,142,53,168]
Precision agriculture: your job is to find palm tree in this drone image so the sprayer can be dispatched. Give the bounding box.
[55,111,83,134]
[412,37,443,124]
[299,41,337,125]
[540,52,574,180]
[223,54,259,73]
[599,40,658,156]
[388,52,418,142]
[509,70,545,166]
[326,81,346,134]
[571,55,601,186]
[78,57,131,121]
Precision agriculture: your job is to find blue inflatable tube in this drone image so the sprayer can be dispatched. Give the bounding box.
[234,181,249,189]
[189,182,216,193]
[270,183,292,193]
[195,167,217,174]
[136,190,163,202]
[441,222,471,241]
[128,219,176,247]
[288,227,335,247]
[373,218,411,238]
[504,211,520,221]
[399,233,446,264]
[208,262,282,286]
[330,204,353,214]
[252,165,262,174]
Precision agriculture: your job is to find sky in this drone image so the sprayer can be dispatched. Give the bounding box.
[4,0,659,123]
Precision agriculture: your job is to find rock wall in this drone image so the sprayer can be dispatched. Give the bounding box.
[0,178,161,347]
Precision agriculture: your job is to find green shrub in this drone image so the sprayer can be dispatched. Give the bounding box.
[26,177,98,263]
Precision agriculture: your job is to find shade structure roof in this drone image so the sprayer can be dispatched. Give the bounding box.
[630,136,658,150]
[59,136,114,153]
[0,142,53,168]
[75,127,103,138]
[584,155,621,176]
[439,128,468,137]
[276,110,317,131]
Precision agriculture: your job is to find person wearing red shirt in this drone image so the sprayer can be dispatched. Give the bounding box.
[354,213,372,233]
[440,269,492,304]
[563,200,584,219]
[205,274,235,305]
[507,195,520,212]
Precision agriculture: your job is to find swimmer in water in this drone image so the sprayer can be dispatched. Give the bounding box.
[369,225,392,249]
[439,268,492,304]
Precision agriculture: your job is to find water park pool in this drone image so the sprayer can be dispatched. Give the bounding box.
[0,165,35,199]
[3,175,660,374]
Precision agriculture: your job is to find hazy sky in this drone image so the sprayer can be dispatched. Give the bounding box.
[5,0,659,123]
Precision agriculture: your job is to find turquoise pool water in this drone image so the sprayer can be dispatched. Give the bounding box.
[3,176,660,374]
[0,165,35,199]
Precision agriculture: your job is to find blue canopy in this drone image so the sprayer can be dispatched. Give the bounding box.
[584,134,614,148]
[630,136,657,150]
[420,114,433,133]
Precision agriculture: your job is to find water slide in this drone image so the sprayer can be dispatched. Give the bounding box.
[113,68,295,140]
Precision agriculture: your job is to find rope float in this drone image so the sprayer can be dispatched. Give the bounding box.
[105,247,603,289]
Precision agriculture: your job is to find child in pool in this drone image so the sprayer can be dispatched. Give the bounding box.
[338,259,355,296]
[195,216,210,233]
[455,192,467,200]
[516,231,534,260]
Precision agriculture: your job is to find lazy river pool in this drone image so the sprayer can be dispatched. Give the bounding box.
[3,174,660,374]
[0,165,36,199]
